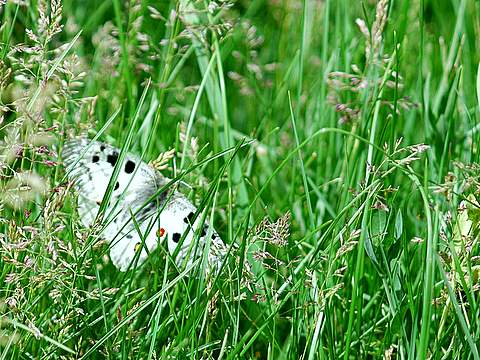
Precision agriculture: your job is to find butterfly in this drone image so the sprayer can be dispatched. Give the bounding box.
[61,138,227,272]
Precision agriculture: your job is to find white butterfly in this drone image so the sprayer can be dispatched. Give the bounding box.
[62,138,227,272]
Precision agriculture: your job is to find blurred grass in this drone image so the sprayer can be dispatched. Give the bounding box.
[1,0,480,358]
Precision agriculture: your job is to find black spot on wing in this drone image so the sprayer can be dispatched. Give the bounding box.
[92,155,99,163]
[172,233,181,243]
[114,182,120,190]
[100,145,105,151]
[107,152,119,166]
[184,211,195,224]
[124,160,135,174]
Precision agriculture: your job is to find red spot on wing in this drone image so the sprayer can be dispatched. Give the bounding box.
[158,227,166,237]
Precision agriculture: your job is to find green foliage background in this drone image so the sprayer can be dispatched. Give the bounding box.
[1,0,480,358]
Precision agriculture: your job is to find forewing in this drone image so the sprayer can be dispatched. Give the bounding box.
[62,138,159,223]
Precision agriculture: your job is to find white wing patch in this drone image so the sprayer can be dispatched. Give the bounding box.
[62,138,227,272]
[109,193,225,272]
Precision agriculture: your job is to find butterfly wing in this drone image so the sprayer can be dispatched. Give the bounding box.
[109,192,227,272]
[155,192,227,272]
[62,138,160,227]
[62,138,166,269]
[62,138,227,272]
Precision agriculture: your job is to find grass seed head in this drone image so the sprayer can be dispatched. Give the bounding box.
[254,211,291,247]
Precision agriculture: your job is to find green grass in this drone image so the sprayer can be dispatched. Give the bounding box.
[1,0,480,358]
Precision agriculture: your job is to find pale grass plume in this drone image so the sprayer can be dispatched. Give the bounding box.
[2,172,48,209]
[369,0,389,63]
[327,0,416,126]
[254,211,291,247]
[149,148,175,171]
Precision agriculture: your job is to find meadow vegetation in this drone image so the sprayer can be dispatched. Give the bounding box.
[1,0,480,358]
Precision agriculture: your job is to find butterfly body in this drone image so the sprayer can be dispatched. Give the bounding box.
[62,138,226,272]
